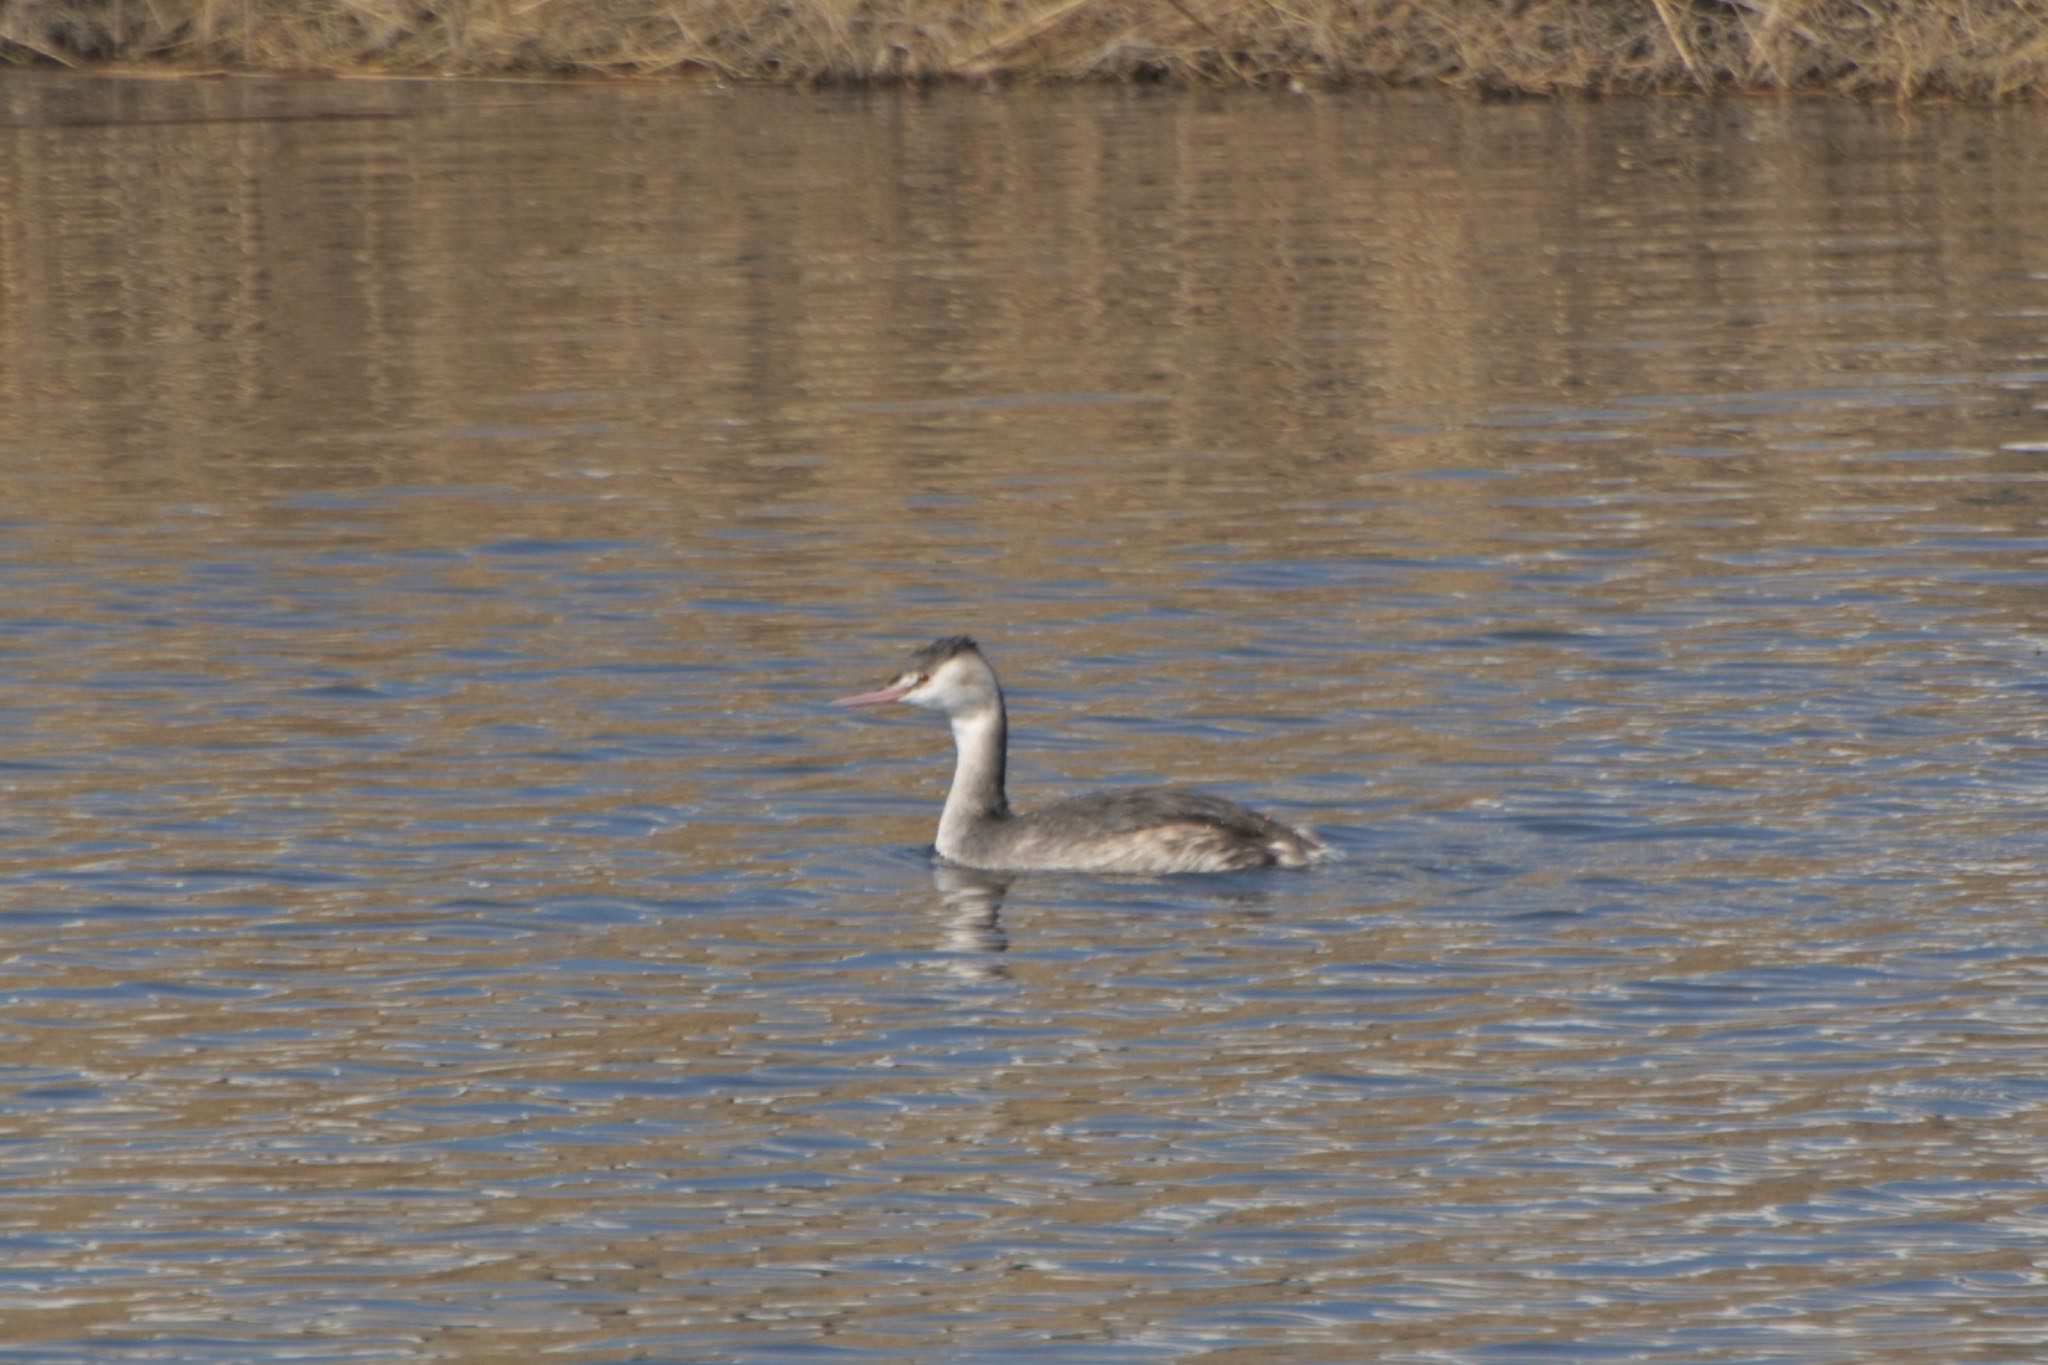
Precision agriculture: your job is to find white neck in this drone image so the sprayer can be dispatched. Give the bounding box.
[937,706,1009,856]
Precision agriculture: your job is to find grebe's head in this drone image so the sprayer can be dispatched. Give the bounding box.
[833,635,999,717]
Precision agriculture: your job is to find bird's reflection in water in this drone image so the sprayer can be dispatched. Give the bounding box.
[925,862,1289,981]
[931,863,1011,975]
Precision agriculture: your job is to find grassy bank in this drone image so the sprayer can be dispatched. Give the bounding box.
[4,0,2047,97]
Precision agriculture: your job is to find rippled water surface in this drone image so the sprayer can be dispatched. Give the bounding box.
[3,75,2048,1363]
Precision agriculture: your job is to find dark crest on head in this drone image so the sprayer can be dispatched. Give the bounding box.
[908,635,980,672]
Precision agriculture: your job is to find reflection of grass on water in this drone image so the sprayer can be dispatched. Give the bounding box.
[5,0,2047,97]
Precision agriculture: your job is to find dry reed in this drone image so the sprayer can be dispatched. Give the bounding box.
[4,0,2048,97]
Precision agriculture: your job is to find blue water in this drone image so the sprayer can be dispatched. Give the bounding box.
[2,75,2047,1363]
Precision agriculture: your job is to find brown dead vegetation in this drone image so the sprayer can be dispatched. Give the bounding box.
[3,0,2047,97]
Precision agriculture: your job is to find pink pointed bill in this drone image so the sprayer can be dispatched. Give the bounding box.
[832,681,914,707]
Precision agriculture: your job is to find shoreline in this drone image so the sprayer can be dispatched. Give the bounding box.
[3,1,2046,100]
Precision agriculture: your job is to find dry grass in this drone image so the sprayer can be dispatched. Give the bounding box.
[4,0,2048,96]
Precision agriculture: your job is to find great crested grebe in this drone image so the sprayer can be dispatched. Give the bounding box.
[834,636,1333,874]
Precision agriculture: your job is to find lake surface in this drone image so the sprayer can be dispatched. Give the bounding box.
[3,72,2048,1363]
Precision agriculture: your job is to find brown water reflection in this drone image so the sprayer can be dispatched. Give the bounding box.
[2,74,2047,1363]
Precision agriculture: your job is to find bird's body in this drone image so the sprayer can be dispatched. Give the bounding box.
[835,636,1332,875]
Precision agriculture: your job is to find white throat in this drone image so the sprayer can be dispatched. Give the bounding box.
[936,705,1009,857]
